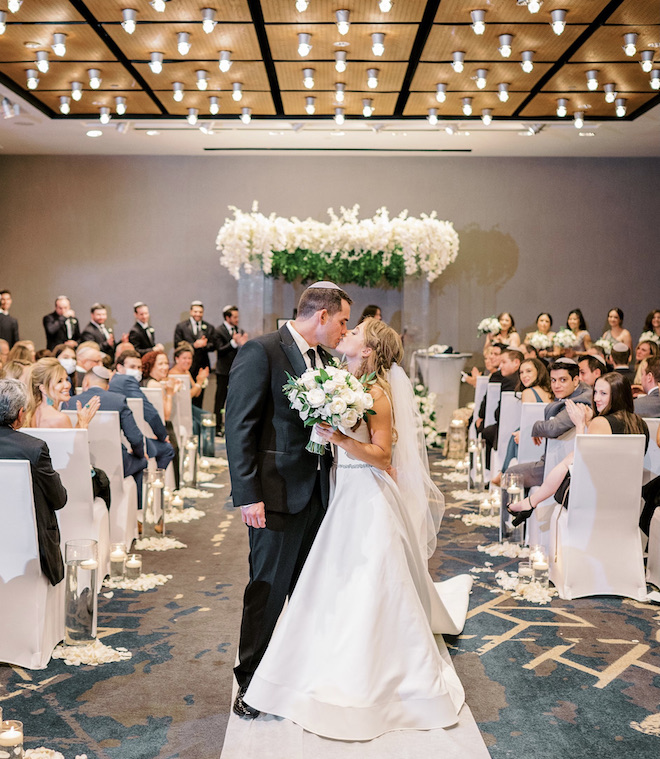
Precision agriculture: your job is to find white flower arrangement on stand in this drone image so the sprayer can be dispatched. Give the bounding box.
[477,316,501,336]
[553,328,578,350]
[216,203,459,286]
[413,384,442,449]
[527,331,554,351]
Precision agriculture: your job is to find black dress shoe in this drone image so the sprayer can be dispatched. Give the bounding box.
[233,685,260,719]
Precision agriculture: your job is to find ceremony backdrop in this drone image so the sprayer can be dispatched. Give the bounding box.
[0,155,657,352]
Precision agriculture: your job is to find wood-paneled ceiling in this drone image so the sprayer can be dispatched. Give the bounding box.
[0,0,658,124]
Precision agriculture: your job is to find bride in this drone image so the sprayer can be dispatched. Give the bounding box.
[244,318,472,741]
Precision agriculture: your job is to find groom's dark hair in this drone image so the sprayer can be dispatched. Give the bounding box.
[297,286,352,320]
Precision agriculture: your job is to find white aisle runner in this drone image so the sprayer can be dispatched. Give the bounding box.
[220,638,491,759]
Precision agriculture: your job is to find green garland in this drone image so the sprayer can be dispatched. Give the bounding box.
[268,248,406,287]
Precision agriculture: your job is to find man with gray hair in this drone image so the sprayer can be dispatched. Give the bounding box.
[75,343,104,389]
[0,378,67,585]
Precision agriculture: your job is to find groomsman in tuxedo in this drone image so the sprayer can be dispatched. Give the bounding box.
[129,302,164,357]
[81,303,126,359]
[214,305,248,435]
[43,296,81,351]
[173,301,215,408]
[0,290,20,348]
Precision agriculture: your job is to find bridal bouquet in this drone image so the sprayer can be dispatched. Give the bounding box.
[527,331,553,351]
[283,361,376,454]
[553,328,578,349]
[477,316,501,336]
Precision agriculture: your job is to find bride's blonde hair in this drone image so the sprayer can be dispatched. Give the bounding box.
[356,318,404,408]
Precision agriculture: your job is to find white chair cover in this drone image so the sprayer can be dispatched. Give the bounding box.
[172,376,193,441]
[468,375,489,442]
[517,402,548,464]
[642,418,660,485]
[494,392,521,473]
[63,410,138,548]
[141,386,176,489]
[484,383,501,427]
[646,510,660,588]
[0,460,64,669]
[549,434,647,601]
[22,428,110,590]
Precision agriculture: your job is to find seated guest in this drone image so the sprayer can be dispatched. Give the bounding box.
[504,358,592,489]
[74,343,104,389]
[0,378,67,585]
[521,343,539,361]
[611,342,635,384]
[565,308,592,355]
[602,307,633,352]
[7,340,35,364]
[34,349,53,361]
[53,344,77,387]
[0,289,19,347]
[114,341,136,362]
[63,366,148,487]
[81,303,123,359]
[173,301,214,408]
[480,348,522,466]
[43,296,80,351]
[524,312,556,358]
[633,339,660,384]
[587,343,607,360]
[129,302,164,357]
[634,357,660,417]
[24,358,100,429]
[0,338,10,367]
[474,343,506,428]
[465,343,502,388]
[578,354,607,388]
[142,350,181,487]
[3,359,32,385]
[358,305,382,323]
[109,350,175,474]
[640,422,660,536]
[509,373,649,524]
[484,312,521,351]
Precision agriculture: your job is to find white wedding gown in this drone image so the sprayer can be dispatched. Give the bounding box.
[244,422,473,742]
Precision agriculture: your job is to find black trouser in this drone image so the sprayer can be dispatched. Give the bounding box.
[214,373,229,432]
[640,475,660,537]
[234,476,325,689]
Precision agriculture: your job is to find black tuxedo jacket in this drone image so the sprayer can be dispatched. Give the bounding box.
[173,319,215,373]
[43,311,81,351]
[128,322,156,356]
[0,313,19,347]
[215,323,243,376]
[0,425,67,585]
[225,325,331,514]
[80,321,115,357]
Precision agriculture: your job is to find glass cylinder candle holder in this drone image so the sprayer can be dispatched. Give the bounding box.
[517,562,533,583]
[182,435,198,486]
[199,412,216,457]
[110,542,127,579]
[447,418,467,459]
[125,553,142,580]
[143,468,166,538]
[479,499,491,518]
[500,472,525,544]
[469,437,487,491]
[531,546,549,587]
[0,720,23,758]
[170,493,184,510]
[64,539,98,645]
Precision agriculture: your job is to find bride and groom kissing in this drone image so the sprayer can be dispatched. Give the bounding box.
[225,281,472,741]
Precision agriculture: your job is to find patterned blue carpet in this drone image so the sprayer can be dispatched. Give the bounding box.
[1,451,660,758]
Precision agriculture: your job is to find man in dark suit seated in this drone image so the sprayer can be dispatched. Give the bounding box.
[62,366,148,491]
[74,344,104,390]
[173,301,214,408]
[0,378,67,586]
[634,357,660,418]
[128,302,164,357]
[109,350,175,473]
[214,305,248,435]
[479,348,522,467]
[43,295,81,352]
[0,289,20,348]
[611,342,635,384]
[81,303,125,360]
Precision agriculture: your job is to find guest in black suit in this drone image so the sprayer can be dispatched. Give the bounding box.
[225,283,351,717]
[479,348,522,467]
[611,342,635,384]
[43,296,81,352]
[0,289,20,348]
[634,357,660,418]
[214,305,248,435]
[0,377,67,586]
[173,301,215,407]
[80,303,124,359]
[128,302,164,357]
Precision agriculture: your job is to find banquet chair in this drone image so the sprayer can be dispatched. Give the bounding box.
[22,428,110,591]
[63,410,138,548]
[172,376,194,442]
[142,386,176,489]
[484,383,501,428]
[494,392,521,473]
[643,418,660,586]
[517,402,548,464]
[549,434,647,601]
[0,460,64,669]
[468,375,489,442]
[642,418,660,485]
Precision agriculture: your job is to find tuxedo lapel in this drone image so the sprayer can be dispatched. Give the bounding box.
[279,325,307,378]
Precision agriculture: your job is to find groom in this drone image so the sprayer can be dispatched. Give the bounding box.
[226,282,352,718]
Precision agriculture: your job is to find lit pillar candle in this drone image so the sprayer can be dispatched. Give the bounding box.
[171,494,184,510]
[0,721,24,751]
[125,554,142,580]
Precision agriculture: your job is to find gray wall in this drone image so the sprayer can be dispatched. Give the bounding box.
[0,155,657,354]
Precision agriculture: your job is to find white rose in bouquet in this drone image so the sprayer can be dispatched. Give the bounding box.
[307,388,326,407]
[477,316,501,336]
[527,331,553,351]
[553,328,578,349]
[594,338,614,355]
[329,397,348,416]
[639,331,660,347]
[341,408,359,428]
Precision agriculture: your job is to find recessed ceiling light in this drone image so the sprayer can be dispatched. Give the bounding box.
[86,130,103,137]
[146,130,160,136]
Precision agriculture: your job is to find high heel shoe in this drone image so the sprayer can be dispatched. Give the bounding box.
[508,496,535,527]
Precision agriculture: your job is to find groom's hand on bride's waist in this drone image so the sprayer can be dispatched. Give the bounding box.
[241,501,266,529]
